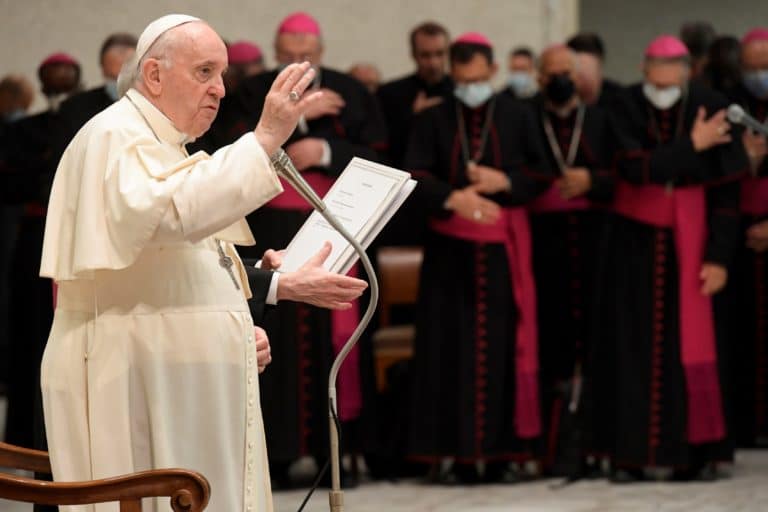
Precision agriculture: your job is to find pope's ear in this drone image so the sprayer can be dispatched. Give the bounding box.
[142,58,163,95]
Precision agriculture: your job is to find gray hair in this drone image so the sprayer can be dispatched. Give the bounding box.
[116,27,180,97]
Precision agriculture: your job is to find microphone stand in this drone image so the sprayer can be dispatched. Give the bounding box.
[271,150,379,512]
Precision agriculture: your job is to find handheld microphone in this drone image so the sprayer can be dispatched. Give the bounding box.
[727,104,768,136]
[270,148,327,212]
[269,148,379,512]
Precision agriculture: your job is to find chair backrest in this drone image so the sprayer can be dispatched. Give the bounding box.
[376,246,423,327]
[0,442,210,511]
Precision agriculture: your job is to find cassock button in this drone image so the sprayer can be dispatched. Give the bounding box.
[248,377,253,385]
[248,399,254,406]
[248,357,254,366]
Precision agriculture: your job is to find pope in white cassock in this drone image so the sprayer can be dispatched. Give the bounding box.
[38,14,366,512]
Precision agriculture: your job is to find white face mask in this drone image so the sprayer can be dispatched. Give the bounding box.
[507,71,536,98]
[642,82,682,110]
[104,79,119,102]
[454,81,494,109]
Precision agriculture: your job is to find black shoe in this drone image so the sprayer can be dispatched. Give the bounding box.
[483,462,522,484]
[270,461,293,490]
[610,468,645,484]
[436,463,480,486]
[671,463,727,482]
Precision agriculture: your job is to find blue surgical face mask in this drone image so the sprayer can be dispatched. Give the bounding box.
[4,108,25,123]
[743,70,768,100]
[507,71,535,98]
[454,81,494,109]
[104,79,119,102]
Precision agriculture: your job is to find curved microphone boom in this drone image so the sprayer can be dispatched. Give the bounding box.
[727,104,768,136]
[270,148,379,512]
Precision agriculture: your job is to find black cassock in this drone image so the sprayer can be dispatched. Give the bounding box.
[591,82,748,469]
[523,95,616,468]
[195,67,387,468]
[53,86,114,160]
[3,110,60,454]
[726,83,768,446]
[404,95,551,462]
[370,74,453,247]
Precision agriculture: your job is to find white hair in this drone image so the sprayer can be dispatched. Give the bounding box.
[116,26,183,97]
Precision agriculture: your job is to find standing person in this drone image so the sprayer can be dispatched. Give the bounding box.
[375,22,453,246]
[405,32,551,484]
[680,21,716,81]
[0,74,34,393]
[377,22,453,169]
[727,27,768,447]
[55,33,137,155]
[566,32,623,108]
[198,11,387,488]
[501,46,538,100]
[3,52,81,450]
[38,14,365,512]
[594,35,747,482]
[524,44,616,475]
[224,40,265,92]
[701,36,742,95]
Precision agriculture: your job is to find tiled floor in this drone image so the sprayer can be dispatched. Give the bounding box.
[2,395,767,511]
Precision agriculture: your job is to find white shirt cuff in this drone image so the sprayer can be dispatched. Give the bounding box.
[320,140,332,167]
[267,272,280,305]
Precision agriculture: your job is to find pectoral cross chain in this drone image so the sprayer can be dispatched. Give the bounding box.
[217,240,240,290]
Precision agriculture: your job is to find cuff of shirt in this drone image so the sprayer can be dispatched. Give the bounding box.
[255,260,280,305]
[267,271,280,305]
[320,140,332,167]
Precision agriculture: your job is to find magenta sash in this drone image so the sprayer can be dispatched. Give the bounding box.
[529,184,592,213]
[430,208,541,438]
[614,181,725,444]
[269,172,362,421]
[740,176,768,217]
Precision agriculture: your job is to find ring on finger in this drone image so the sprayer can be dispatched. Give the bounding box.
[473,210,482,220]
[717,124,728,135]
[289,90,301,102]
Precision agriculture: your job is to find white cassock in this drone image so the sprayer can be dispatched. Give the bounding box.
[39,88,283,512]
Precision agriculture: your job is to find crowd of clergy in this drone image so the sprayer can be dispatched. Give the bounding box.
[2,11,768,494]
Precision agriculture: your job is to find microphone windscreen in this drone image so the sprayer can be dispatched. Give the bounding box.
[726,104,745,124]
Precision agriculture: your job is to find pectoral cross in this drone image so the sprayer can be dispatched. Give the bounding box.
[217,240,240,290]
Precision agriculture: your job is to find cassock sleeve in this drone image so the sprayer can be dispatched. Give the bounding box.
[404,108,454,215]
[503,102,553,205]
[704,180,741,267]
[242,260,275,324]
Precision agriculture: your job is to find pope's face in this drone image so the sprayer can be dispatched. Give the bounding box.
[158,23,227,138]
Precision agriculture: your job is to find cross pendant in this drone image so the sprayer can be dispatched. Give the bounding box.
[217,241,241,290]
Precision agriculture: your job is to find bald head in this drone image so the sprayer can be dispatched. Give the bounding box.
[538,45,576,76]
[742,39,768,72]
[134,21,228,138]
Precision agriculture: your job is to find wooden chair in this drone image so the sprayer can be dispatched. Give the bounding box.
[0,442,210,511]
[372,246,423,392]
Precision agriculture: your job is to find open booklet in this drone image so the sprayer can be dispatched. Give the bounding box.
[277,157,417,275]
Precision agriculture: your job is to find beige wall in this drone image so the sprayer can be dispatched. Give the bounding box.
[0,0,578,112]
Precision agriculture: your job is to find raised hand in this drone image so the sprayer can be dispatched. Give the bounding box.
[690,107,732,152]
[254,62,324,156]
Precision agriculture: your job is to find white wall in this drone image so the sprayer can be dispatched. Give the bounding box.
[580,0,768,84]
[0,0,578,112]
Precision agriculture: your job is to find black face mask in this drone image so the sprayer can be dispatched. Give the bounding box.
[545,73,575,105]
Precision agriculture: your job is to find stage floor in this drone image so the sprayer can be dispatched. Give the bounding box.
[2,392,767,511]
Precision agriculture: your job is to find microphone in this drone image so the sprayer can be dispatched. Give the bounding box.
[727,104,768,136]
[270,148,327,212]
[270,148,379,512]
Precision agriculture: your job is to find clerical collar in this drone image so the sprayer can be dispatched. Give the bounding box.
[125,89,192,146]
